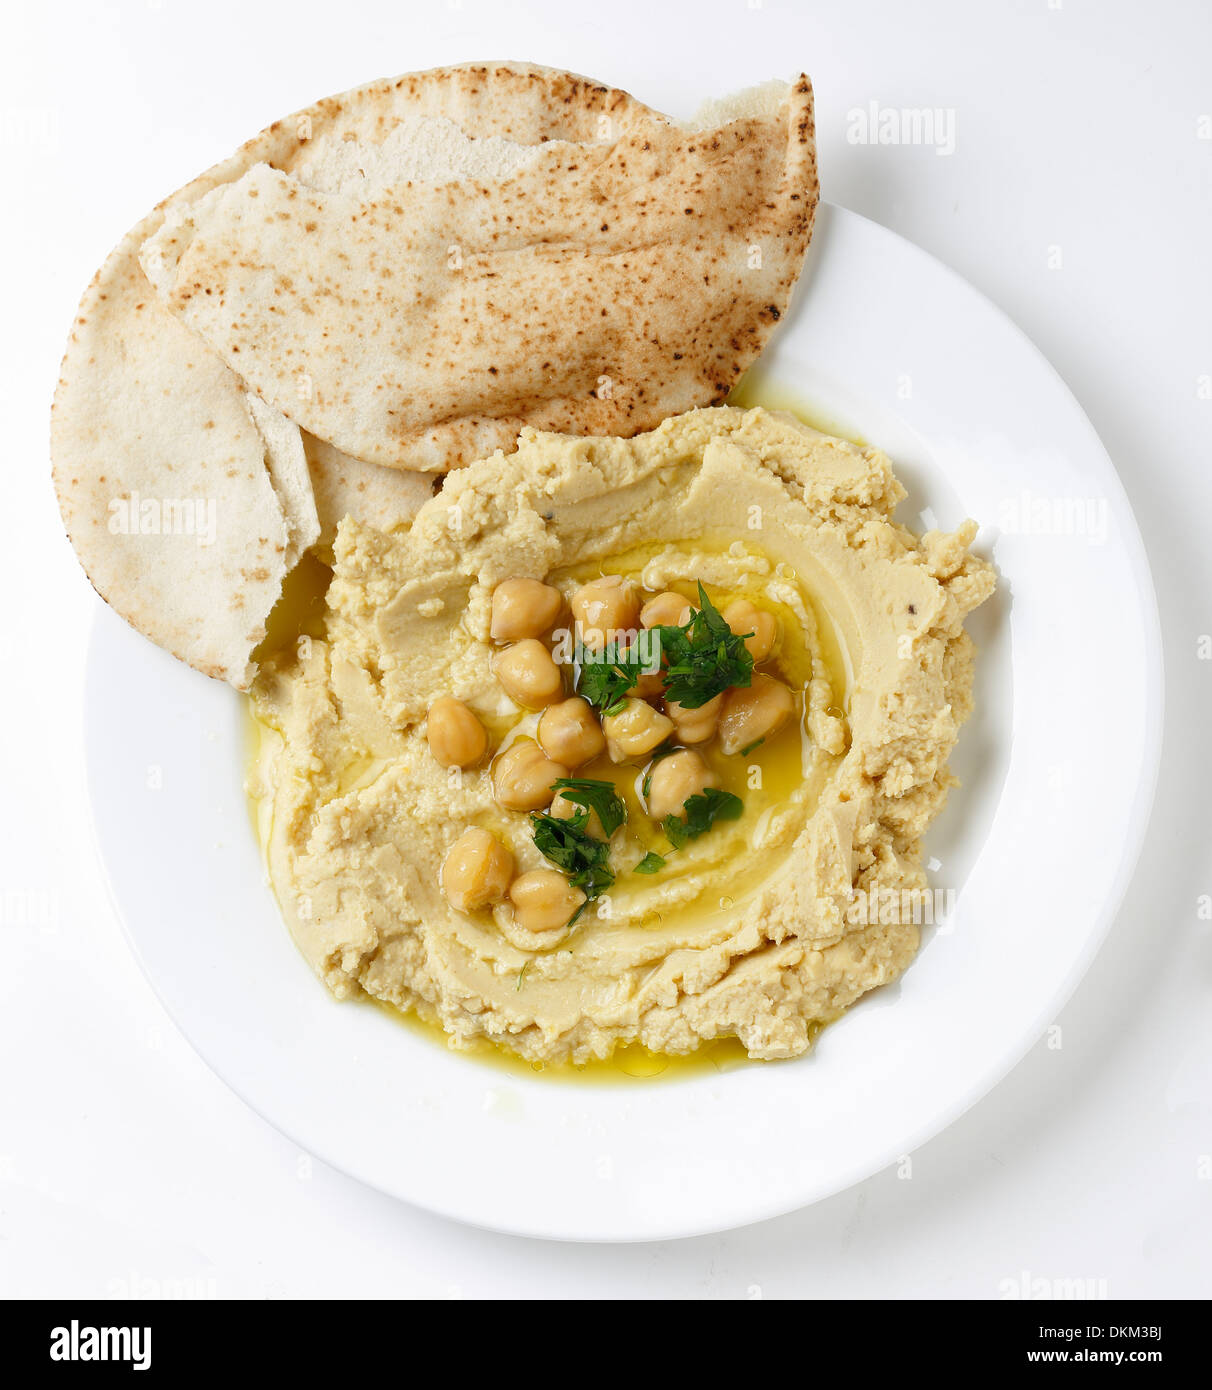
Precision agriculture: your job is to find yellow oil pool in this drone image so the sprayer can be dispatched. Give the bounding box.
[371,999,765,1086]
[727,369,866,446]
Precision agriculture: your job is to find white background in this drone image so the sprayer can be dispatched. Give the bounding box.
[3,0,1209,1298]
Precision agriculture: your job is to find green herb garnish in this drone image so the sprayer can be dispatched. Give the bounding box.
[663,788,744,849]
[552,778,626,836]
[516,961,529,991]
[575,638,649,715]
[531,809,615,899]
[655,583,754,709]
[739,737,766,756]
[634,789,745,876]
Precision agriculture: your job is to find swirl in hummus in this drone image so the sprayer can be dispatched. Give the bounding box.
[248,406,995,1064]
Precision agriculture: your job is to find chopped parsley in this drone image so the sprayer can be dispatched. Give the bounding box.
[655,584,754,709]
[531,808,615,900]
[575,637,651,715]
[663,788,744,849]
[575,584,754,713]
[632,788,744,876]
[551,778,627,837]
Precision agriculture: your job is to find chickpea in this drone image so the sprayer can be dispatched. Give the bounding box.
[718,673,795,755]
[492,739,569,811]
[492,638,564,709]
[602,697,675,763]
[509,869,587,935]
[640,590,692,629]
[441,828,514,914]
[646,750,720,821]
[664,692,723,745]
[633,669,667,701]
[551,790,607,839]
[537,697,606,768]
[571,575,641,652]
[723,598,778,663]
[426,695,488,768]
[490,578,564,643]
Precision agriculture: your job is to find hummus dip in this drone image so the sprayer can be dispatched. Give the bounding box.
[249,406,994,1064]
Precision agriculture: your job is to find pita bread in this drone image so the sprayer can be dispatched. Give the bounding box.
[51,214,298,688]
[140,77,816,472]
[303,434,433,548]
[243,393,320,570]
[52,64,671,686]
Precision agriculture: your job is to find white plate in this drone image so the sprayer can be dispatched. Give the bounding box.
[85,204,1163,1241]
